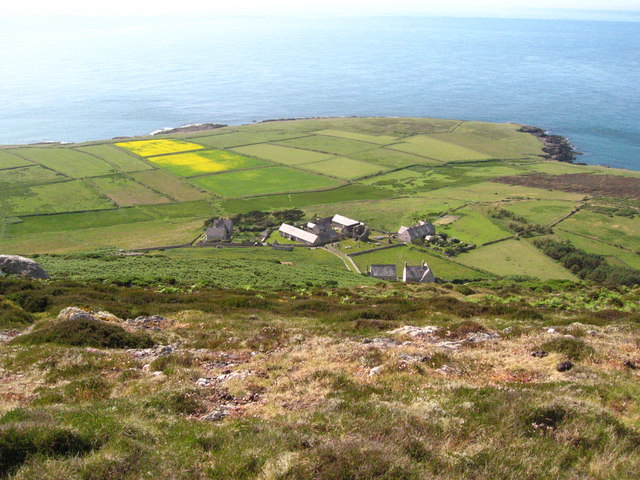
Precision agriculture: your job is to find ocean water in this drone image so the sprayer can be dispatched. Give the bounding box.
[0,15,639,170]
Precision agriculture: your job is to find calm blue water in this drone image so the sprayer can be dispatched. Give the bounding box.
[0,16,639,170]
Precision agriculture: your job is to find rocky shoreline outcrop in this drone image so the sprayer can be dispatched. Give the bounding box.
[517,125,582,163]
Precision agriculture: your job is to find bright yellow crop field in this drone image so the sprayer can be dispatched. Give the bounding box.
[147,149,270,177]
[115,139,204,157]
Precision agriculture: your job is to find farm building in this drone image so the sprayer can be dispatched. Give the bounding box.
[397,221,436,243]
[307,217,333,235]
[205,218,233,242]
[332,214,361,234]
[403,262,436,283]
[278,223,338,246]
[367,264,397,281]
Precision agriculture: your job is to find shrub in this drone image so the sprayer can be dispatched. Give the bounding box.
[11,319,154,349]
[0,299,33,329]
[0,425,94,477]
[541,338,595,361]
[6,291,50,313]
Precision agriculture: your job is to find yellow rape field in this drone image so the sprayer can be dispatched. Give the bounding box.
[146,149,271,177]
[115,139,204,157]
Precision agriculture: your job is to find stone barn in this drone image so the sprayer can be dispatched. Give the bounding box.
[367,264,397,281]
[397,221,435,243]
[402,262,436,283]
[205,218,233,242]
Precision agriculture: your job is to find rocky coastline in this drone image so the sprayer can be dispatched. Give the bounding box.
[517,125,582,163]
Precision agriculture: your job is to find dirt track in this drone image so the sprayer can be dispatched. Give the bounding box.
[493,173,640,199]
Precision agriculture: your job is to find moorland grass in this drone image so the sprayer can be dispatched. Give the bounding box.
[299,156,387,179]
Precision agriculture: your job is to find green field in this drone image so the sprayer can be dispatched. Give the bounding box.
[438,206,513,245]
[232,144,335,165]
[560,210,640,252]
[130,170,209,202]
[393,135,493,162]
[0,165,66,187]
[456,238,578,280]
[192,130,309,148]
[300,156,387,179]
[91,175,171,206]
[0,150,33,169]
[1,117,638,283]
[556,229,640,270]
[274,134,379,155]
[76,144,155,172]
[14,147,115,177]
[503,199,578,225]
[189,166,342,197]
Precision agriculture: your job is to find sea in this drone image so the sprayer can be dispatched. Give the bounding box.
[1,15,639,170]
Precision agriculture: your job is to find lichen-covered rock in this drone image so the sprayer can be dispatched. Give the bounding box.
[57,307,122,324]
[0,255,49,279]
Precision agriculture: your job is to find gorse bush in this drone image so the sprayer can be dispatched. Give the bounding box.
[11,319,154,349]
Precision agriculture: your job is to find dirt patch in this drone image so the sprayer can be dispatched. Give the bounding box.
[434,215,460,226]
[493,173,640,199]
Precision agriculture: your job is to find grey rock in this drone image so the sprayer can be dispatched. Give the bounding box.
[388,326,440,337]
[556,361,574,372]
[57,307,122,324]
[0,255,49,279]
[201,410,228,422]
[531,350,548,358]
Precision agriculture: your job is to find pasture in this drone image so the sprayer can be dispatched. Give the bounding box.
[189,166,342,197]
[437,206,513,245]
[91,175,170,206]
[503,199,578,225]
[146,149,268,176]
[274,134,379,155]
[300,156,387,179]
[312,128,399,144]
[556,229,640,270]
[560,210,640,252]
[231,144,335,165]
[115,139,204,156]
[76,144,154,172]
[14,147,115,177]
[0,165,66,187]
[456,238,578,280]
[191,130,309,148]
[130,170,209,202]
[393,135,492,162]
[0,150,32,169]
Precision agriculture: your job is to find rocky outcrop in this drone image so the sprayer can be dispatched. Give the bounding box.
[0,255,49,279]
[57,307,121,324]
[517,125,581,163]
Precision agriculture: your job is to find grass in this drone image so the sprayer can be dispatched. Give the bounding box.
[0,150,32,169]
[503,199,578,225]
[13,148,115,178]
[221,184,393,213]
[299,156,387,179]
[456,239,578,280]
[90,175,171,206]
[190,130,309,148]
[231,144,335,165]
[75,145,154,172]
[189,166,342,197]
[0,165,66,188]
[349,147,442,168]
[115,139,204,157]
[560,210,640,252]
[130,170,209,202]
[147,149,269,177]
[556,230,640,270]
[273,135,379,155]
[312,128,399,144]
[35,247,375,289]
[438,206,513,245]
[393,135,493,161]
[0,180,113,216]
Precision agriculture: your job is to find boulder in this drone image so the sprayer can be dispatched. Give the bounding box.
[0,255,49,279]
[57,307,122,324]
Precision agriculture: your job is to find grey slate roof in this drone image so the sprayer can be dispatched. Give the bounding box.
[368,264,397,280]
